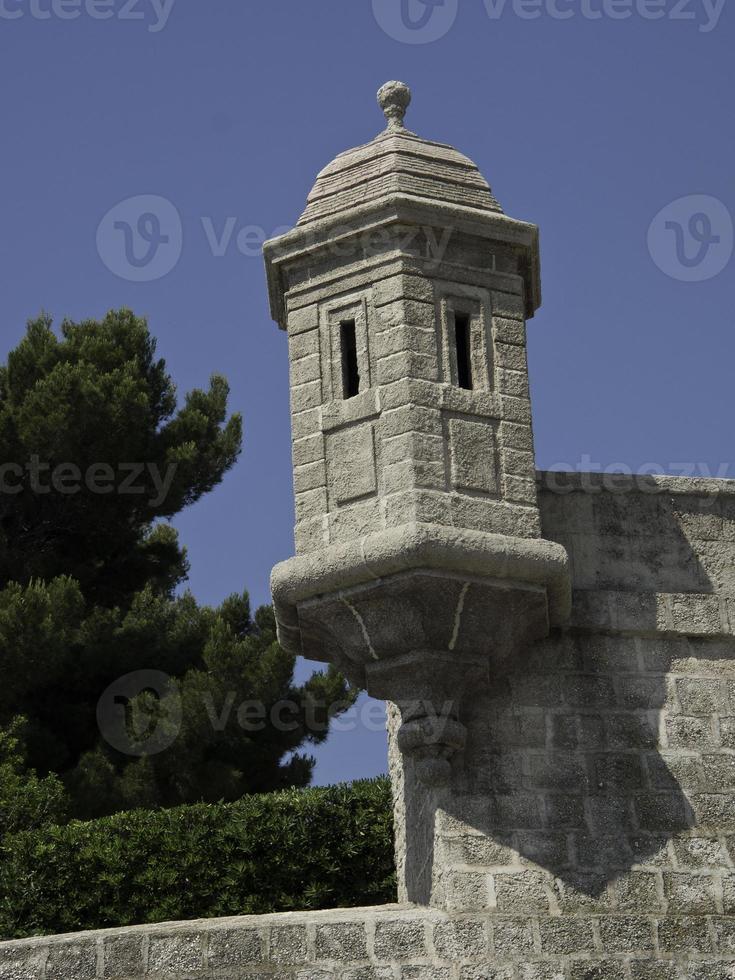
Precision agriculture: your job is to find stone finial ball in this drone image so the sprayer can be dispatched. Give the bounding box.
[377,81,412,129]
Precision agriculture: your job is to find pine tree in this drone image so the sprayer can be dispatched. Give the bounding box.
[0,311,354,819]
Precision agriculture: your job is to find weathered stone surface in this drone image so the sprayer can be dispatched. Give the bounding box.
[373,919,426,960]
[268,924,307,964]
[102,935,143,977]
[314,922,368,962]
[208,926,263,967]
[0,946,46,980]
[9,82,735,980]
[433,919,487,960]
[448,419,498,495]
[147,933,203,975]
[265,84,543,578]
[45,942,97,980]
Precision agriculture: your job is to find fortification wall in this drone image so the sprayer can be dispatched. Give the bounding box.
[4,473,735,978]
[387,472,735,976]
[3,897,735,979]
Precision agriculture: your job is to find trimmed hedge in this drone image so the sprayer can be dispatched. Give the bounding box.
[0,777,395,939]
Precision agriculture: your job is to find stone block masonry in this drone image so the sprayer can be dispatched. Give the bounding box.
[267,81,563,792]
[6,84,734,977]
[5,474,735,977]
[6,902,735,977]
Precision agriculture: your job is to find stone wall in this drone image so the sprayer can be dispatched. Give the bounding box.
[4,472,735,978]
[285,250,541,557]
[387,471,735,976]
[4,897,735,978]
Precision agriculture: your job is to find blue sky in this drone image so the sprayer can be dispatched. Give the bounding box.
[1,0,732,785]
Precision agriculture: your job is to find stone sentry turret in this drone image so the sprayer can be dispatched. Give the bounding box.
[264,83,570,900]
[2,83,734,975]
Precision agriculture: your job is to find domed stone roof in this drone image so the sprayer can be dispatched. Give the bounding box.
[297,81,503,227]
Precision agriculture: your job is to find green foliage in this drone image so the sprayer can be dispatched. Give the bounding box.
[0,309,242,606]
[0,778,395,939]
[0,718,67,840]
[0,575,354,819]
[69,596,354,818]
[0,312,356,820]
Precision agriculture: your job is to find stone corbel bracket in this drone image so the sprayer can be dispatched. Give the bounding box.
[272,523,571,785]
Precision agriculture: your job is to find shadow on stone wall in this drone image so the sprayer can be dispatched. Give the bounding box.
[400,476,732,907]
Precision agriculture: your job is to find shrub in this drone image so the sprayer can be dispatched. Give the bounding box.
[0,777,395,939]
[0,717,67,840]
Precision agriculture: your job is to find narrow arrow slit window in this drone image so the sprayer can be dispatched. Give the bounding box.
[454,313,473,390]
[340,319,360,399]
